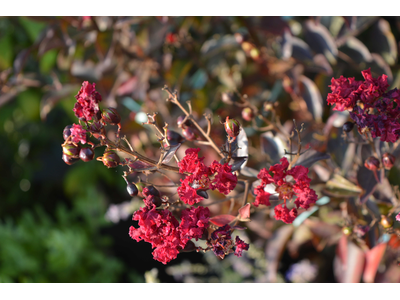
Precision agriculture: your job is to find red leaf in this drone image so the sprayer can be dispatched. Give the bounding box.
[209,214,236,227]
[363,242,387,283]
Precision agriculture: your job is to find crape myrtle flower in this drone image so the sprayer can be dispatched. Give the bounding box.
[129,205,210,265]
[73,81,102,121]
[177,148,238,204]
[253,157,317,224]
[396,212,400,222]
[206,225,249,259]
[327,68,400,142]
[69,124,87,144]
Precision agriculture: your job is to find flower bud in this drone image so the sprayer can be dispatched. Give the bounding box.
[381,215,393,228]
[135,182,146,198]
[89,121,104,139]
[62,153,80,165]
[102,107,121,125]
[142,186,160,197]
[126,182,139,197]
[342,227,352,236]
[102,150,120,168]
[62,143,81,157]
[241,107,254,121]
[79,147,95,162]
[224,116,241,138]
[382,153,395,170]
[364,156,380,171]
[342,121,355,133]
[63,125,72,140]
[182,127,196,141]
[167,130,184,145]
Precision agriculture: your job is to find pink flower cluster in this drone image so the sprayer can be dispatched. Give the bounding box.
[327,68,400,142]
[177,148,238,205]
[206,224,249,259]
[73,81,102,122]
[253,157,317,224]
[396,212,400,222]
[129,204,210,264]
[69,124,87,144]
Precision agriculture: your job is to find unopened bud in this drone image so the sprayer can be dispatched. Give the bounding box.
[224,116,241,138]
[63,125,72,140]
[102,150,120,168]
[180,240,196,252]
[90,121,104,139]
[62,153,80,165]
[182,127,196,141]
[382,153,395,170]
[79,147,95,162]
[241,107,254,121]
[167,130,184,145]
[364,156,380,171]
[177,115,192,128]
[102,107,121,125]
[126,182,139,197]
[381,215,393,228]
[142,186,160,197]
[62,143,81,157]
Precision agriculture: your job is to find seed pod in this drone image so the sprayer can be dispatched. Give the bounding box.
[343,121,355,133]
[135,182,146,198]
[382,153,395,170]
[224,116,241,138]
[63,125,73,140]
[62,143,81,157]
[381,215,393,228]
[182,127,196,141]
[62,153,80,165]
[79,147,95,162]
[167,130,184,145]
[241,107,254,121]
[142,186,160,197]
[364,156,380,171]
[126,182,139,197]
[102,107,121,125]
[102,150,120,168]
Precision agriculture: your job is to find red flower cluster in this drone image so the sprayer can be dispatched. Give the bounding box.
[206,225,249,259]
[69,124,87,144]
[73,81,102,122]
[253,157,317,224]
[129,203,210,264]
[177,148,238,205]
[327,69,400,142]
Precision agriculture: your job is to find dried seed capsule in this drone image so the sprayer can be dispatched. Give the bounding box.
[364,156,380,171]
[62,153,80,165]
[224,116,241,138]
[62,143,81,157]
[382,153,395,170]
[102,107,121,125]
[342,121,355,133]
[63,125,73,140]
[79,147,95,162]
[241,107,254,121]
[126,182,139,197]
[102,150,120,168]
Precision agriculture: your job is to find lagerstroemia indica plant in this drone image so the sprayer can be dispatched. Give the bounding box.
[62,68,400,265]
